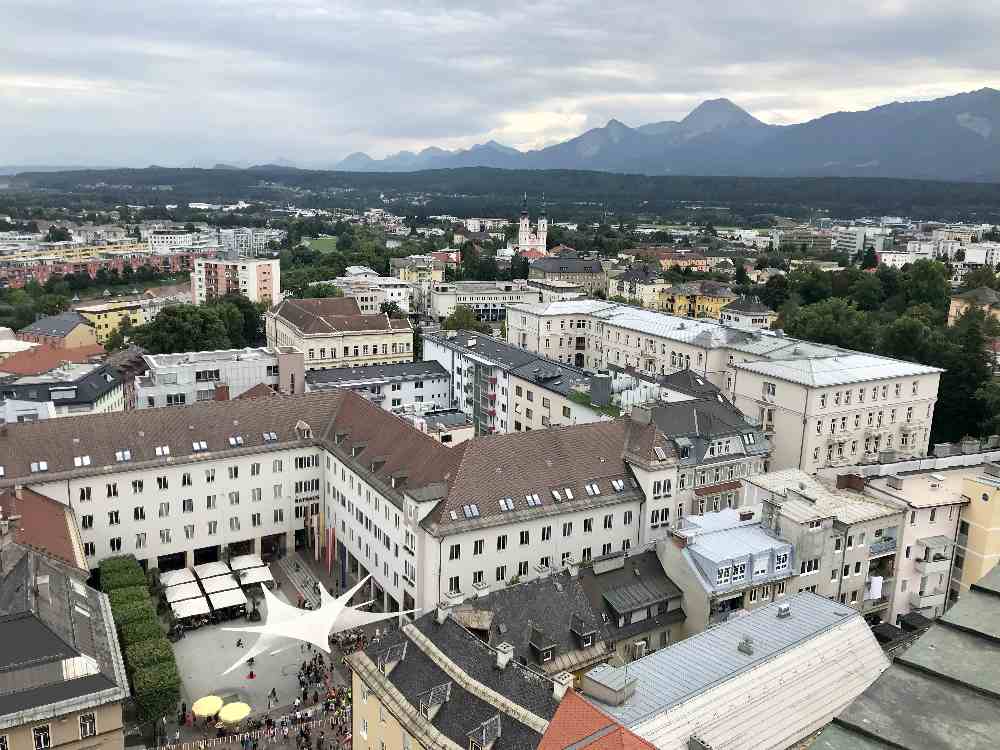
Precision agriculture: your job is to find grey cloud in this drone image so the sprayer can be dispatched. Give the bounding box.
[3,0,999,166]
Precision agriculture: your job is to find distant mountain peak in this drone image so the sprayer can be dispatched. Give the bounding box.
[681,98,762,132]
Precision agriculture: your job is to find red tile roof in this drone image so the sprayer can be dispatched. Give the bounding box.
[271,297,412,335]
[0,487,87,571]
[0,344,107,376]
[236,383,277,400]
[539,691,656,750]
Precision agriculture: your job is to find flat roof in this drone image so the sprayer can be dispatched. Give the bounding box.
[305,360,448,387]
[867,466,976,508]
[734,352,942,386]
[749,469,903,524]
[144,347,278,368]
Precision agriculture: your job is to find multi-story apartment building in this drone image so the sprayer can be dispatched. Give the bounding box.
[324,275,414,314]
[865,469,966,623]
[606,265,669,308]
[428,280,534,323]
[657,509,795,635]
[192,257,280,305]
[389,256,445,314]
[17,311,98,349]
[136,346,305,408]
[948,286,1000,326]
[75,299,150,344]
[0,489,129,750]
[218,227,286,258]
[422,330,607,435]
[746,470,905,625]
[529,256,606,294]
[832,227,867,256]
[659,281,736,319]
[305,361,450,412]
[719,298,777,331]
[266,297,413,370]
[949,463,1000,599]
[0,361,125,420]
[506,300,942,473]
[148,229,218,254]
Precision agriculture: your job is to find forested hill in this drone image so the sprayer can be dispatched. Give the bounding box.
[9,166,1000,221]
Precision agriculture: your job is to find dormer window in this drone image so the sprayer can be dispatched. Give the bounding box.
[192,441,208,452]
[30,461,48,473]
[745,433,756,445]
[115,449,132,462]
[74,455,91,467]
[582,634,593,648]
[154,445,170,456]
[541,648,553,662]
[680,446,691,458]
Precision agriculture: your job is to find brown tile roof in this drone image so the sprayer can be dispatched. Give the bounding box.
[539,691,655,750]
[424,420,638,534]
[236,383,276,400]
[0,344,107,376]
[271,297,411,335]
[0,389,461,506]
[0,487,87,571]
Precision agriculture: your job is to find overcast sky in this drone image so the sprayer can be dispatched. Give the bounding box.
[4,0,998,167]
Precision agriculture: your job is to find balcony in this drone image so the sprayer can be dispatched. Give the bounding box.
[910,587,947,610]
[869,537,897,558]
[486,376,497,386]
[915,554,952,575]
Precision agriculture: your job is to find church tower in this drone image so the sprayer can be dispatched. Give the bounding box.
[537,195,548,247]
[518,192,531,248]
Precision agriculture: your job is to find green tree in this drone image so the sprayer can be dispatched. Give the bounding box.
[130,306,231,354]
[379,301,404,318]
[847,274,883,311]
[905,259,950,311]
[301,283,343,299]
[787,267,832,306]
[45,225,72,242]
[783,298,878,352]
[209,294,265,346]
[962,266,998,291]
[442,305,490,333]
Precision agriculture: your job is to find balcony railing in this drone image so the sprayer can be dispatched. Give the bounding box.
[910,588,947,610]
[914,556,951,575]
[869,537,897,557]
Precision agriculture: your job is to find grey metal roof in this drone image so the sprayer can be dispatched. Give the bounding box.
[18,311,90,338]
[0,362,123,406]
[584,593,868,727]
[531,257,604,274]
[734,352,942,387]
[305,360,449,387]
[824,564,1000,749]
[686,522,790,563]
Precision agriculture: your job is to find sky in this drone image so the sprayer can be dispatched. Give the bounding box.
[4,0,999,167]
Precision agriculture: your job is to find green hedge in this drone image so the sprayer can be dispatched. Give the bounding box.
[121,618,163,643]
[101,566,147,592]
[113,600,158,627]
[133,662,181,722]
[100,555,142,576]
[125,638,174,670]
[109,586,149,609]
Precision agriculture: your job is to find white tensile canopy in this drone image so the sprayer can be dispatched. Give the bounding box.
[160,568,197,587]
[165,582,204,603]
[172,596,210,619]
[229,554,265,571]
[210,588,249,610]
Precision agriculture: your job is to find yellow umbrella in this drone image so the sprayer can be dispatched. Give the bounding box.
[192,696,224,718]
[218,702,252,724]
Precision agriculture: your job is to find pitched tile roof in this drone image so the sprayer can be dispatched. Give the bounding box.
[0,487,87,571]
[539,691,656,750]
[423,420,639,535]
[18,311,92,338]
[270,297,411,334]
[0,344,106,376]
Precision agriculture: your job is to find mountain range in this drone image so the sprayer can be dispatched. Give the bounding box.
[335,88,1000,182]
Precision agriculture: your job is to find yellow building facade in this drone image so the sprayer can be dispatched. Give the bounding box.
[76,300,149,344]
[954,470,1000,595]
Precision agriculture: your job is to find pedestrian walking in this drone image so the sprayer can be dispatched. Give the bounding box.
[236,638,244,648]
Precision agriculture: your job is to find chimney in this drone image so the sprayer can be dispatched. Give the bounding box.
[436,602,453,625]
[835,473,865,492]
[495,642,514,670]
[213,384,231,401]
[13,485,22,500]
[737,635,755,656]
[777,602,791,619]
[552,671,574,701]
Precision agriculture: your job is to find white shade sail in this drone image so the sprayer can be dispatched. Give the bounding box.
[229,554,265,571]
[193,561,231,579]
[172,597,211,619]
[160,568,197,587]
[210,588,249,610]
[165,582,204,603]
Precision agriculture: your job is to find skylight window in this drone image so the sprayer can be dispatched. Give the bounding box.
[653,446,667,461]
[154,445,170,456]
[551,489,562,501]
[262,431,278,442]
[611,479,625,492]
[563,488,574,500]
[192,441,208,452]
[584,482,601,496]
[115,449,131,462]
[745,433,756,445]
[499,497,515,512]
[30,461,48,473]
[0,467,5,478]
[73,455,91,467]
[449,510,458,520]
[526,494,542,507]
[462,504,480,518]
[228,435,245,447]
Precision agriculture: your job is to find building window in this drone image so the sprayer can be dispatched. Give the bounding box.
[33,726,50,750]
[79,713,97,740]
[496,565,507,582]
